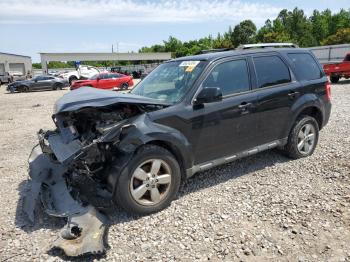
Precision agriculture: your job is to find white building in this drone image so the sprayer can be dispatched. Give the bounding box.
[0,52,32,77]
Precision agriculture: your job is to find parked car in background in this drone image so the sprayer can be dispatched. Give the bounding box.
[58,65,100,85]
[323,53,350,83]
[70,72,134,90]
[7,75,68,93]
[111,66,146,78]
[0,72,12,85]
[9,71,27,81]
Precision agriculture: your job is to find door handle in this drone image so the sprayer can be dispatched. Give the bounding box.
[238,102,252,110]
[288,91,300,99]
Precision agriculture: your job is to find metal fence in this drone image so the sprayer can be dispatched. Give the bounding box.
[32,62,161,77]
[309,44,350,64]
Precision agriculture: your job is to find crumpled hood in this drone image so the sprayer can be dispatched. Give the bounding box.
[54,86,169,114]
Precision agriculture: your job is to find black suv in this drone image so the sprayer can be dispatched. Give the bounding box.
[25,46,331,220]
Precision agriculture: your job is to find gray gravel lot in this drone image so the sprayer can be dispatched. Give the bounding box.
[0,82,349,261]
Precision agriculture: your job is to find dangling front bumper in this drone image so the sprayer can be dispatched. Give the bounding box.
[23,144,108,256]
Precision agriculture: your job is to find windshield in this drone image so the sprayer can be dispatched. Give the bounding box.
[89,74,100,80]
[131,61,206,104]
[89,74,99,80]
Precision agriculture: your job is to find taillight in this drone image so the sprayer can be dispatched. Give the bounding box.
[325,81,331,101]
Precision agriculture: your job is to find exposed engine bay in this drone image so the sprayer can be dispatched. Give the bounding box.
[23,87,169,257]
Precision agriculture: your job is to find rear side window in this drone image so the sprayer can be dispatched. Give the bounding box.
[288,53,322,81]
[203,59,250,96]
[253,56,291,88]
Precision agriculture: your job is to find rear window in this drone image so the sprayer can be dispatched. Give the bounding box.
[288,53,322,81]
[253,56,291,88]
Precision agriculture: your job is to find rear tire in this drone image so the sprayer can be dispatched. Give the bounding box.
[330,75,340,83]
[114,145,181,215]
[121,83,129,90]
[282,115,319,159]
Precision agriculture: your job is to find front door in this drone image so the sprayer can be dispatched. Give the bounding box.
[32,76,49,90]
[165,58,259,164]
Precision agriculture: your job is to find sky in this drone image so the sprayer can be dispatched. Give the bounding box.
[0,0,349,62]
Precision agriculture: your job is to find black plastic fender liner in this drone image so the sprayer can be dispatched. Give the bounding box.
[23,145,67,222]
[53,206,108,256]
[24,145,108,256]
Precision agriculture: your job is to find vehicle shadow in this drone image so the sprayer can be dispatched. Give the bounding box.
[336,79,350,85]
[3,88,68,95]
[15,149,290,261]
[178,149,289,197]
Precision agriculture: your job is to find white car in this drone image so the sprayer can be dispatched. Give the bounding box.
[58,65,100,85]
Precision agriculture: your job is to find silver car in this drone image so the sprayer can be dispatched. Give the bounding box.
[7,75,69,93]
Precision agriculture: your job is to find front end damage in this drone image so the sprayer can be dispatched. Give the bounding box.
[23,87,168,256]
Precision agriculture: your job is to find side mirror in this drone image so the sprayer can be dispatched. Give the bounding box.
[34,79,38,82]
[194,87,222,105]
[96,77,100,81]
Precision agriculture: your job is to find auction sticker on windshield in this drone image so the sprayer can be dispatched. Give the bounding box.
[179,61,200,72]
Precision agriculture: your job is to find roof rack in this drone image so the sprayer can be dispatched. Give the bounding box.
[237,43,299,49]
[197,48,233,54]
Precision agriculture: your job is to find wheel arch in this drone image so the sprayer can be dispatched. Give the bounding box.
[144,140,187,182]
[107,114,193,185]
[289,94,325,133]
[295,106,323,129]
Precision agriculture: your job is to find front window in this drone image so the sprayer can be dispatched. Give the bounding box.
[202,59,250,96]
[131,61,206,104]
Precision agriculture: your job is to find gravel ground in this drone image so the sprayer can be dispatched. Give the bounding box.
[0,81,349,262]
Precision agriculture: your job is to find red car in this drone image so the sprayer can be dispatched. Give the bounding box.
[323,53,350,83]
[70,72,134,90]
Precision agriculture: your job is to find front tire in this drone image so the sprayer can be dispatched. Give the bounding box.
[69,76,78,86]
[52,83,62,90]
[114,145,181,215]
[283,115,319,159]
[20,85,29,92]
[121,83,129,90]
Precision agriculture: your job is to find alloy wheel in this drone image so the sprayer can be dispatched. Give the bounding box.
[297,123,316,154]
[129,159,172,206]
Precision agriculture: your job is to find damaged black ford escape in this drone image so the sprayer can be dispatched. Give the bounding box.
[25,45,331,254]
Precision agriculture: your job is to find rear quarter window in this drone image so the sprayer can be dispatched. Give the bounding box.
[253,56,291,88]
[288,53,322,81]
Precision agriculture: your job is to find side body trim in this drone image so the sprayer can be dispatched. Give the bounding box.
[185,138,287,178]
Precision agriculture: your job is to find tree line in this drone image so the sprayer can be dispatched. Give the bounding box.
[139,8,350,58]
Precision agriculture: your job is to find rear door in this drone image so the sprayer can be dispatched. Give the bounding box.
[252,54,301,145]
[110,73,122,88]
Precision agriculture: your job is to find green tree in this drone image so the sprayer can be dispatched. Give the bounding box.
[138,8,350,58]
[321,28,350,45]
[310,10,330,44]
[32,63,42,69]
[231,20,257,47]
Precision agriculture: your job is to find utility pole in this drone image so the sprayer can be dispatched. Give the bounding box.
[112,44,114,67]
